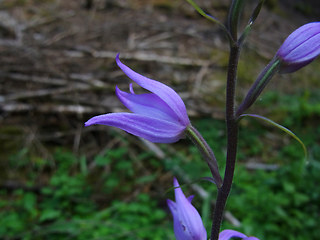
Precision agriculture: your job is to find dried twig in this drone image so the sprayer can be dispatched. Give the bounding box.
[192,63,210,97]
[0,72,68,86]
[64,50,210,67]
[4,84,89,101]
[1,103,105,114]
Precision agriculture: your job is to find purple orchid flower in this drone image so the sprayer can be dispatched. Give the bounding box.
[85,54,190,143]
[276,22,320,73]
[219,230,260,240]
[167,178,207,240]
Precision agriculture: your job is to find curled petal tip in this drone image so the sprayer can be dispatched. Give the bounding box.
[84,118,98,127]
[115,53,122,67]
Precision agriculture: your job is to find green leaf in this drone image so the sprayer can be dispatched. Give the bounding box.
[236,58,281,115]
[185,0,232,42]
[79,155,87,175]
[249,0,265,25]
[228,0,245,39]
[238,0,265,45]
[39,209,61,222]
[239,114,308,161]
[94,155,111,166]
[186,0,219,23]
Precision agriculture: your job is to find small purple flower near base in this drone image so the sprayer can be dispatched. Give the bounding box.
[219,230,260,240]
[85,54,190,143]
[167,178,207,240]
[276,22,320,73]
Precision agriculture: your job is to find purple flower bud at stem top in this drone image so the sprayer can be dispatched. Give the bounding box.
[219,229,260,240]
[276,22,320,73]
[167,178,207,240]
[85,54,191,143]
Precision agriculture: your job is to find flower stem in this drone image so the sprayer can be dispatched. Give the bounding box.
[186,125,222,188]
[236,58,280,116]
[210,44,240,240]
[228,0,245,40]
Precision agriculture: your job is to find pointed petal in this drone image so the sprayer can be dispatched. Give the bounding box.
[173,178,207,240]
[129,83,134,94]
[246,237,260,240]
[115,86,179,123]
[168,199,188,240]
[187,195,194,203]
[173,178,190,206]
[167,199,177,215]
[85,113,185,143]
[219,230,247,240]
[116,54,190,126]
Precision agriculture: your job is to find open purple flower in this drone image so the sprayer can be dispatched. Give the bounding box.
[276,22,320,73]
[219,230,260,240]
[85,54,190,143]
[167,178,207,240]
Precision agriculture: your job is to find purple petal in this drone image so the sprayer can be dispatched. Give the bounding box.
[167,199,177,214]
[284,32,320,62]
[173,178,188,203]
[187,195,194,203]
[167,199,188,240]
[173,215,190,240]
[173,178,195,210]
[219,230,247,240]
[245,237,260,240]
[116,54,190,127]
[115,86,180,123]
[277,22,320,61]
[277,22,320,73]
[85,113,185,143]
[129,83,134,94]
[172,178,207,240]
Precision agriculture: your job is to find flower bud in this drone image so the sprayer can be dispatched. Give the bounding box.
[276,22,320,73]
[167,178,207,240]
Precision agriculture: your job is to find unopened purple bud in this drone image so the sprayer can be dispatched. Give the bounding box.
[219,229,260,240]
[276,22,320,73]
[167,178,207,240]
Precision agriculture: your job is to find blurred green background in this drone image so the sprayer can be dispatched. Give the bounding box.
[0,0,320,239]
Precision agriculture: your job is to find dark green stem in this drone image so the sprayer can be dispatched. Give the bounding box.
[228,0,245,40]
[210,44,240,240]
[186,125,222,188]
[236,58,280,116]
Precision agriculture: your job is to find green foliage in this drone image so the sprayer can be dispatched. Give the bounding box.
[258,89,320,127]
[223,159,320,240]
[219,90,320,240]
[0,150,173,240]
[160,90,320,240]
[1,90,320,240]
